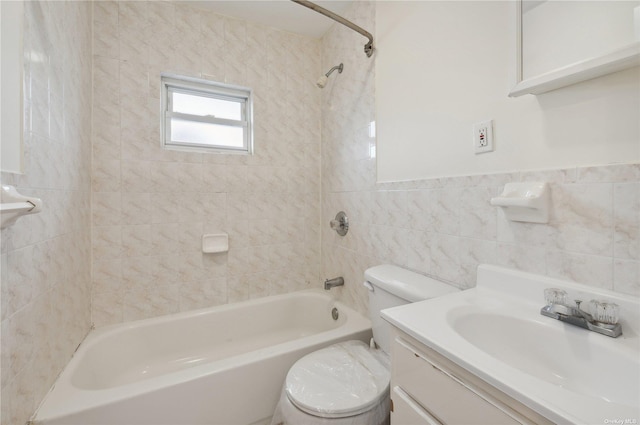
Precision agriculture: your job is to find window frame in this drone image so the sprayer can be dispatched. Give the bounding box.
[160,74,253,154]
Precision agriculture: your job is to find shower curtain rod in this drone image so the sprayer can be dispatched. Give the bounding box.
[290,0,374,57]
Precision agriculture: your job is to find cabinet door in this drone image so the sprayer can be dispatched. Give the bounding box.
[393,337,522,425]
[391,386,442,425]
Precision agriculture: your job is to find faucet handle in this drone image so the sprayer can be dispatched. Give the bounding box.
[329,211,349,236]
[544,288,568,305]
[588,300,620,325]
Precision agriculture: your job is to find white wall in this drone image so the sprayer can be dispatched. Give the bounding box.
[375,1,640,182]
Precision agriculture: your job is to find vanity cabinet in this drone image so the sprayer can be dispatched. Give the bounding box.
[390,328,553,425]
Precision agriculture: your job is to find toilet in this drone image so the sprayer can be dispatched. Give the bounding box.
[271,265,459,425]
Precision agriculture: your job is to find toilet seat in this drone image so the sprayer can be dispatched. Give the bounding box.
[284,340,390,419]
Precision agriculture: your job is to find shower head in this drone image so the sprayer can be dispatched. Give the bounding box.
[316,63,343,88]
[316,75,329,89]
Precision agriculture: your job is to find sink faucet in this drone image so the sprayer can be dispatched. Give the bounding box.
[324,277,344,290]
[540,289,622,338]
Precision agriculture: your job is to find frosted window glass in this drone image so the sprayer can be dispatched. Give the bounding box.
[170,118,244,148]
[172,92,242,120]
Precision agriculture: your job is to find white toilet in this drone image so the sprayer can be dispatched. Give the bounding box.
[271,265,459,425]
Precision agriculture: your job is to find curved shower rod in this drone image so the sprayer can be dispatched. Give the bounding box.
[290,0,374,57]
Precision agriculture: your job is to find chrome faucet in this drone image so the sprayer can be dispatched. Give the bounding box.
[540,288,622,338]
[324,277,344,290]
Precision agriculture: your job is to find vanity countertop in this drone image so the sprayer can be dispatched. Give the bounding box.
[381,265,640,425]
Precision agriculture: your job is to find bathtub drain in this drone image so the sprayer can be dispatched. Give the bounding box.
[331,307,339,320]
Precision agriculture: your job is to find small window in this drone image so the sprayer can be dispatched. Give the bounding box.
[161,75,253,154]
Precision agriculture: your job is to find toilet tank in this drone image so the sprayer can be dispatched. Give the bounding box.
[364,265,459,354]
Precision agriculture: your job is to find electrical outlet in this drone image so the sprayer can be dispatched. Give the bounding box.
[473,120,494,154]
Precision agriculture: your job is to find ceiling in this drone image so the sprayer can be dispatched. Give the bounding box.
[187,1,353,39]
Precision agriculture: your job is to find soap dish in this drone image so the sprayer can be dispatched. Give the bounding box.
[202,233,229,253]
[490,182,550,224]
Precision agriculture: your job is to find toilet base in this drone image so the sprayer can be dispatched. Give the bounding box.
[270,386,390,425]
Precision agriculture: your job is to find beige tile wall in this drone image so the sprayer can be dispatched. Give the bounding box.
[91,1,323,326]
[0,2,93,424]
[320,1,640,315]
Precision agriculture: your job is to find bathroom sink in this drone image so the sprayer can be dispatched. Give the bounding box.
[449,310,640,408]
[381,265,640,424]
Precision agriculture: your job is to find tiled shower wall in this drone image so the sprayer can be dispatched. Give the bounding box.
[91,1,322,326]
[0,2,93,424]
[320,1,639,315]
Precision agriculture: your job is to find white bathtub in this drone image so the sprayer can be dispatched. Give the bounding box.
[33,290,372,425]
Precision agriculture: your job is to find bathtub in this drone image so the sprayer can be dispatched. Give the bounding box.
[33,290,372,425]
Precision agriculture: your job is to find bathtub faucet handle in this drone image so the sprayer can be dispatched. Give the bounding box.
[329,211,349,236]
[324,277,344,290]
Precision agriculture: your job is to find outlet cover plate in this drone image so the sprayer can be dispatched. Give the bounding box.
[473,120,494,154]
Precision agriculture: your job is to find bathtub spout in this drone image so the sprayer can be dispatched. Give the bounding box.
[324,277,344,290]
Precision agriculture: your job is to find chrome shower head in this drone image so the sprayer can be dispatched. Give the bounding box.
[316,63,343,88]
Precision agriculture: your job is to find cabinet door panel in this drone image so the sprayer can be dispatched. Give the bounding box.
[392,386,442,425]
[392,337,521,425]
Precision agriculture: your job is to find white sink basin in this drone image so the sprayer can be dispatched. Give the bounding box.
[382,265,640,424]
[449,309,640,408]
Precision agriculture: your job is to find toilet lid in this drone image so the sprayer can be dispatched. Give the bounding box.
[285,340,390,418]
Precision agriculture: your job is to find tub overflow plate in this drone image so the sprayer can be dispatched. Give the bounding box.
[331,307,339,320]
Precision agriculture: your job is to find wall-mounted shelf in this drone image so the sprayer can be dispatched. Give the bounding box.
[510,42,640,97]
[1,185,42,229]
[490,182,550,224]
